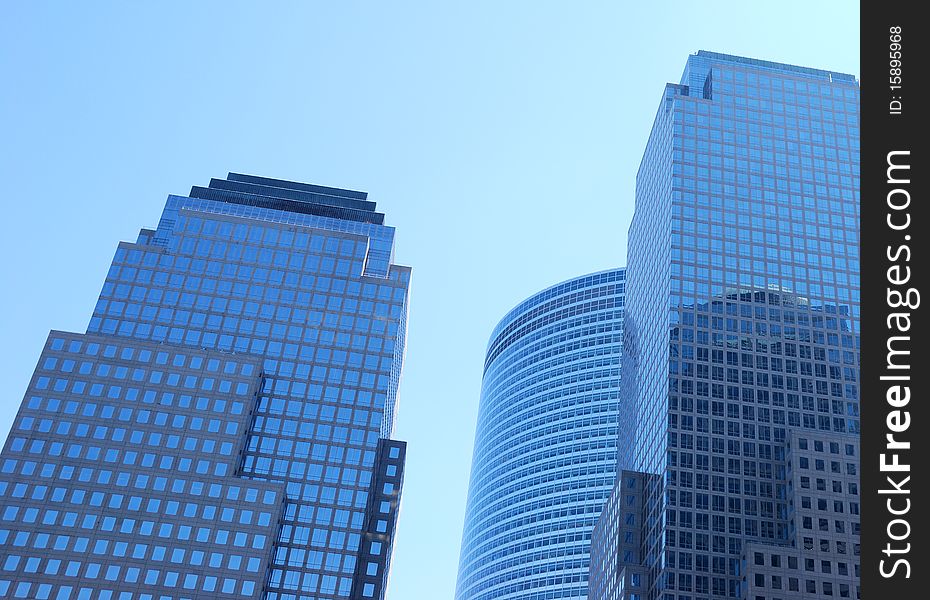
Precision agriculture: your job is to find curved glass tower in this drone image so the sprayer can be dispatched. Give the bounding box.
[455,269,626,600]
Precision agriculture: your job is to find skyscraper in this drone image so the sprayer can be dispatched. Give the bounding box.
[589,52,860,600]
[0,174,411,600]
[456,269,626,600]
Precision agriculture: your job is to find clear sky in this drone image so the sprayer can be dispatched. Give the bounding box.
[0,2,858,597]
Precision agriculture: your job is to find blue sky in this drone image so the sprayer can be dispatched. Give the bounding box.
[0,2,858,597]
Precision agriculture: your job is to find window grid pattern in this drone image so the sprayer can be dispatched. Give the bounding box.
[0,175,411,600]
[0,332,282,599]
[742,430,860,600]
[456,270,625,600]
[592,53,859,600]
[88,208,409,600]
[349,440,405,600]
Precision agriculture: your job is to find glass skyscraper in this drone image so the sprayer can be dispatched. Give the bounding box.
[589,52,860,600]
[456,269,626,600]
[0,174,411,600]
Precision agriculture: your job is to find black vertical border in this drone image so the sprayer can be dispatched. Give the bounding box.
[861,2,928,597]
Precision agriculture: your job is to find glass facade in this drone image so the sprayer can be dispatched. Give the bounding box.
[589,52,860,600]
[456,269,626,600]
[0,174,411,600]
